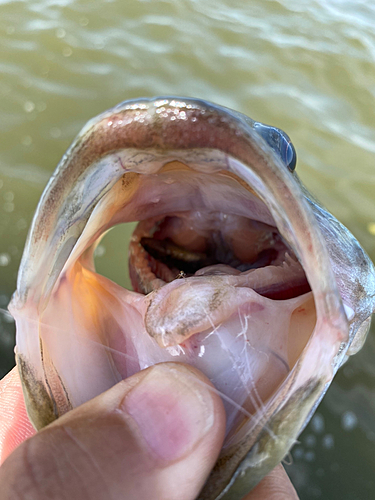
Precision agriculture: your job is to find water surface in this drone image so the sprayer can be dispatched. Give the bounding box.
[1,1,375,498]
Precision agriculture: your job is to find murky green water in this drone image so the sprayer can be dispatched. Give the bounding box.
[1,0,375,497]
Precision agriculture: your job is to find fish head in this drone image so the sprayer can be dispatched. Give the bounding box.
[9,97,375,499]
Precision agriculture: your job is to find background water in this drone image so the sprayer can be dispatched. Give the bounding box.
[1,0,375,498]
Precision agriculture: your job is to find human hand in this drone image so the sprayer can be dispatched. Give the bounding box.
[0,364,298,500]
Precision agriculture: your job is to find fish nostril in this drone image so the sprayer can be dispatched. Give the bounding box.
[253,122,297,172]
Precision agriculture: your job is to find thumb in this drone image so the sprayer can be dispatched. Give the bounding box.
[0,363,226,500]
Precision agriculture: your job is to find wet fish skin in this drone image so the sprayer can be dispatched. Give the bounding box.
[9,97,375,500]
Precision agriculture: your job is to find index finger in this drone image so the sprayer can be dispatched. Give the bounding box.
[243,464,299,499]
[0,367,36,465]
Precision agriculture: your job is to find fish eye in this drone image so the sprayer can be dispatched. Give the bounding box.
[253,122,297,172]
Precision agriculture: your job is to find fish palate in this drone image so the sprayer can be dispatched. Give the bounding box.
[9,97,375,499]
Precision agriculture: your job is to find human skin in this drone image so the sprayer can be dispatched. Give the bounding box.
[0,365,298,500]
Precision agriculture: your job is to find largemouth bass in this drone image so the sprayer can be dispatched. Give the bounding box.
[9,97,375,499]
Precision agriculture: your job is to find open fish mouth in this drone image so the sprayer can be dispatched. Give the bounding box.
[9,98,375,499]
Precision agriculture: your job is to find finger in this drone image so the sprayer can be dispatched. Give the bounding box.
[0,367,35,465]
[242,464,299,500]
[0,362,226,500]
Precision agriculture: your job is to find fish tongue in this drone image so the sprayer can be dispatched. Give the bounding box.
[144,275,250,347]
[144,274,280,348]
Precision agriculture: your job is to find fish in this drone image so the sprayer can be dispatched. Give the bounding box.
[9,97,375,499]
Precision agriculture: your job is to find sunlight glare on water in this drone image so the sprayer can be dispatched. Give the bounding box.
[0,1,375,498]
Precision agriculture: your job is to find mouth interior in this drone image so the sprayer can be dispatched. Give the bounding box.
[47,159,317,447]
[130,212,311,300]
